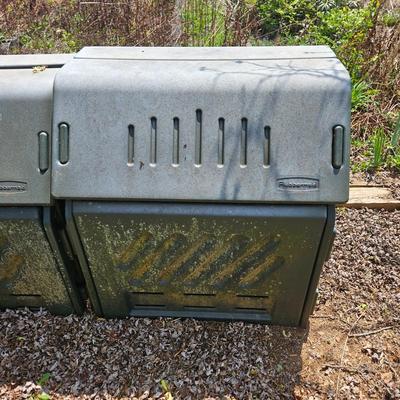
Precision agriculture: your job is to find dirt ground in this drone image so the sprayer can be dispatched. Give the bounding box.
[0,208,399,400]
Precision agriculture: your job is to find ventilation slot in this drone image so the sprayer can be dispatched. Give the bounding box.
[134,304,166,309]
[184,293,216,297]
[241,118,247,167]
[218,118,225,166]
[130,291,163,296]
[263,126,270,167]
[128,124,134,166]
[150,117,157,166]
[236,294,269,299]
[173,117,179,166]
[129,291,165,309]
[195,109,202,166]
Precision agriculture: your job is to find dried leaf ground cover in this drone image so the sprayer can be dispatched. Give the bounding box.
[0,208,399,399]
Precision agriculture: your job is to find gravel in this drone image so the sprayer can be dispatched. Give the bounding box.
[0,208,399,399]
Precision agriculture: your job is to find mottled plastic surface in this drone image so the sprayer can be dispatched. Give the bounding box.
[0,54,69,205]
[52,46,350,203]
[0,207,82,314]
[67,201,334,326]
[0,54,83,312]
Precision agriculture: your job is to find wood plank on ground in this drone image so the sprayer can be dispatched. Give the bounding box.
[342,186,400,209]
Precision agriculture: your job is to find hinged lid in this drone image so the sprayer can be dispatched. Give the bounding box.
[0,54,70,205]
[75,45,335,60]
[51,46,351,203]
[0,53,73,68]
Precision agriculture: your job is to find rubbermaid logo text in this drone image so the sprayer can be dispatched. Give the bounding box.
[0,181,27,193]
[277,177,319,191]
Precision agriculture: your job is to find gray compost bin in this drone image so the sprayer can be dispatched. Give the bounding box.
[51,46,350,326]
[0,54,83,314]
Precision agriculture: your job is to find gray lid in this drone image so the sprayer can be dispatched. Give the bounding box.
[0,54,72,205]
[75,45,335,60]
[0,53,74,68]
[51,46,350,204]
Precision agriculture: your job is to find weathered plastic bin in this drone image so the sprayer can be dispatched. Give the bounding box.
[51,46,350,326]
[0,54,83,314]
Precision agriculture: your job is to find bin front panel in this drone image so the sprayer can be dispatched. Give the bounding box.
[72,202,327,325]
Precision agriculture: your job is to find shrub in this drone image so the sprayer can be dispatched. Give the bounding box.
[257,0,380,80]
[304,3,379,79]
[257,0,361,40]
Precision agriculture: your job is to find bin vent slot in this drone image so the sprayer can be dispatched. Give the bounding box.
[128,292,166,308]
[235,307,267,312]
[150,117,157,166]
[184,293,216,297]
[195,109,202,166]
[240,118,247,166]
[172,117,179,166]
[134,304,166,309]
[130,291,163,296]
[128,124,134,165]
[236,294,269,299]
[263,126,270,167]
[218,118,224,166]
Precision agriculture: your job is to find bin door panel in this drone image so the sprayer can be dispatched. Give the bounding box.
[0,207,78,314]
[73,202,327,325]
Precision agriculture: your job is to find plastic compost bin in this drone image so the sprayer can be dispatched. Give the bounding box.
[0,46,350,326]
[0,54,83,314]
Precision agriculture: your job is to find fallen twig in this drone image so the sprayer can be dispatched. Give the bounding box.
[323,364,359,373]
[349,325,396,337]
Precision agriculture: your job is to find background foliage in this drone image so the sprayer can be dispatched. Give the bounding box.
[0,0,399,172]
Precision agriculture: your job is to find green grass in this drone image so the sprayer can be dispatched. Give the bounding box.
[351,81,378,111]
[353,121,400,173]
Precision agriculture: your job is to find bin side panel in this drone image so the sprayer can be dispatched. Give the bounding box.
[0,207,76,314]
[300,205,336,327]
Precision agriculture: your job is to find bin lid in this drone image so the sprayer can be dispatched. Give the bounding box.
[51,46,350,203]
[0,54,71,205]
[0,53,74,68]
[75,45,335,60]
